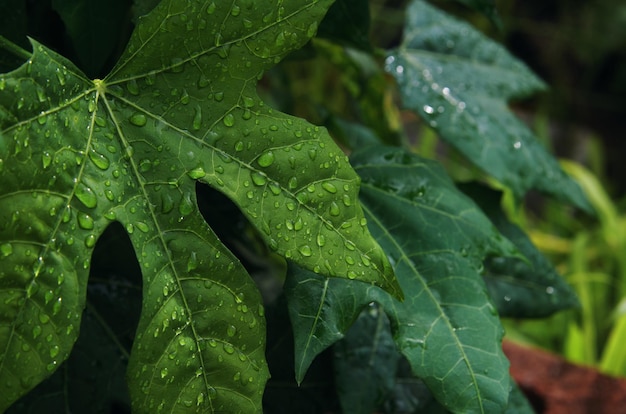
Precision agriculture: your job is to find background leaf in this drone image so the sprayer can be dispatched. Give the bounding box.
[459,183,579,318]
[333,303,399,414]
[317,0,372,51]
[51,0,132,77]
[286,144,518,413]
[385,0,591,212]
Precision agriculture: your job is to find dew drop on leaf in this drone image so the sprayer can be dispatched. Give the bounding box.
[251,172,267,186]
[299,245,312,257]
[84,234,96,248]
[257,151,275,167]
[223,113,235,127]
[129,113,147,126]
[0,242,13,257]
[322,182,337,194]
[77,213,95,230]
[88,151,110,170]
[76,184,97,208]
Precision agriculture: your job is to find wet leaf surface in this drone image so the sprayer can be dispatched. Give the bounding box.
[386,0,591,212]
[286,145,519,413]
[0,0,399,411]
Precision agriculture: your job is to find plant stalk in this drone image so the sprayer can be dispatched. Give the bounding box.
[0,35,31,61]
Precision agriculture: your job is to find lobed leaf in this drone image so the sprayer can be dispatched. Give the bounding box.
[0,0,400,411]
[286,145,518,413]
[385,0,591,212]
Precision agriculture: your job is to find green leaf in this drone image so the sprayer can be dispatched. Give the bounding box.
[51,0,132,77]
[333,304,399,414]
[318,0,372,51]
[0,0,400,411]
[0,0,29,72]
[459,183,579,318]
[386,0,592,212]
[286,145,518,413]
[452,0,501,27]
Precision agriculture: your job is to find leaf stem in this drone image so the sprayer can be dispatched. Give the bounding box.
[0,35,31,61]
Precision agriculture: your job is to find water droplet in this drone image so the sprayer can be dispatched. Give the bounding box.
[130,113,147,127]
[257,151,275,167]
[322,182,337,194]
[251,172,267,186]
[342,194,352,207]
[32,325,42,338]
[192,105,202,130]
[76,184,97,208]
[89,151,110,170]
[223,343,235,354]
[127,79,139,95]
[299,245,312,257]
[329,202,340,216]
[50,345,60,358]
[306,21,318,38]
[161,368,168,378]
[187,167,206,179]
[77,213,95,230]
[231,4,241,16]
[223,113,234,127]
[84,234,96,248]
[347,270,357,279]
[55,68,66,85]
[0,243,13,257]
[288,176,298,189]
[187,251,198,271]
[227,325,237,337]
[206,2,216,14]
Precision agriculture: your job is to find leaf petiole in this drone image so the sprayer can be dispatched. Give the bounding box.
[0,35,31,61]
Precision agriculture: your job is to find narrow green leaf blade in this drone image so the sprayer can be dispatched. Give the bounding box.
[459,183,579,318]
[386,0,591,212]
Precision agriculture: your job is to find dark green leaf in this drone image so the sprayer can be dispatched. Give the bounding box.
[386,0,592,212]
[286,145,518,413]
[51,0,132,77]
[452,0,500,27]
[0,0,29,72]
[0,0,400,411]
[459,183,579,318]
[318,0,372,51]
[334,304,399,414]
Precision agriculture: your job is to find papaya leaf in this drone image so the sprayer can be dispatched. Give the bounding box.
[51,0,132,77]
[286,145,518,413]
[0,0,400,411]
[459,183,579,318]
[333,303,399,414]
[385,0,592,213]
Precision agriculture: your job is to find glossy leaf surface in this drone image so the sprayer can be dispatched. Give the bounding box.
[386,0,591,212]
[286,145,518,413]
[0,0,399,411]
